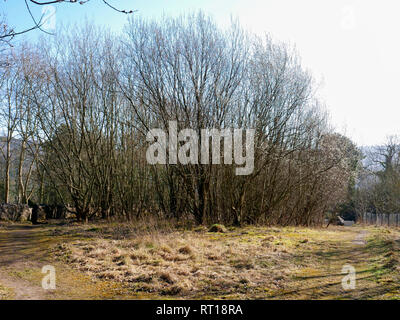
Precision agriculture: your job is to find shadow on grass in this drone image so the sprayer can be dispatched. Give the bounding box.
[274,234,399,299]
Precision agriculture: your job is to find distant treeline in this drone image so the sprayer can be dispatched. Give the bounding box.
[355,137,400,217]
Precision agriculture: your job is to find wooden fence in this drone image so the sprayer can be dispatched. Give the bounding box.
[362,212,400,227]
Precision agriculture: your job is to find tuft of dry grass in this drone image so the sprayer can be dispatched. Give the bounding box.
[159,271,176,284]
[0,284,14,299]
[178,245,193,255]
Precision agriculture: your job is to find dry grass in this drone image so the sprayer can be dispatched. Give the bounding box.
[55,225,308,298]
[0,284,14,299]
[52,223,400,299]
[2,219,400,299]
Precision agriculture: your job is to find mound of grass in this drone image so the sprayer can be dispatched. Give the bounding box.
[208,224,227,233]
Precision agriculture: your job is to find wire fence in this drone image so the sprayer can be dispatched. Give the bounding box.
[362,212,400,227]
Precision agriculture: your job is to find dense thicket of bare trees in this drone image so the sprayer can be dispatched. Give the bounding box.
[0,13,358,225]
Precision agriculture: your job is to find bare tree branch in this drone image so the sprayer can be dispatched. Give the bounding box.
[0,0,135,41]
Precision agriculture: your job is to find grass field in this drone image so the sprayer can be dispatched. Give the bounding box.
[0,221,399,299]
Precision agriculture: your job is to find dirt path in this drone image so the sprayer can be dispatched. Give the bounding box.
[0,224,142,300]
[353,230,367,245]
[0,225,49,299]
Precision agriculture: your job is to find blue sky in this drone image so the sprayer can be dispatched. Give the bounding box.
[2,0,400,146]
[2,0,239,38]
